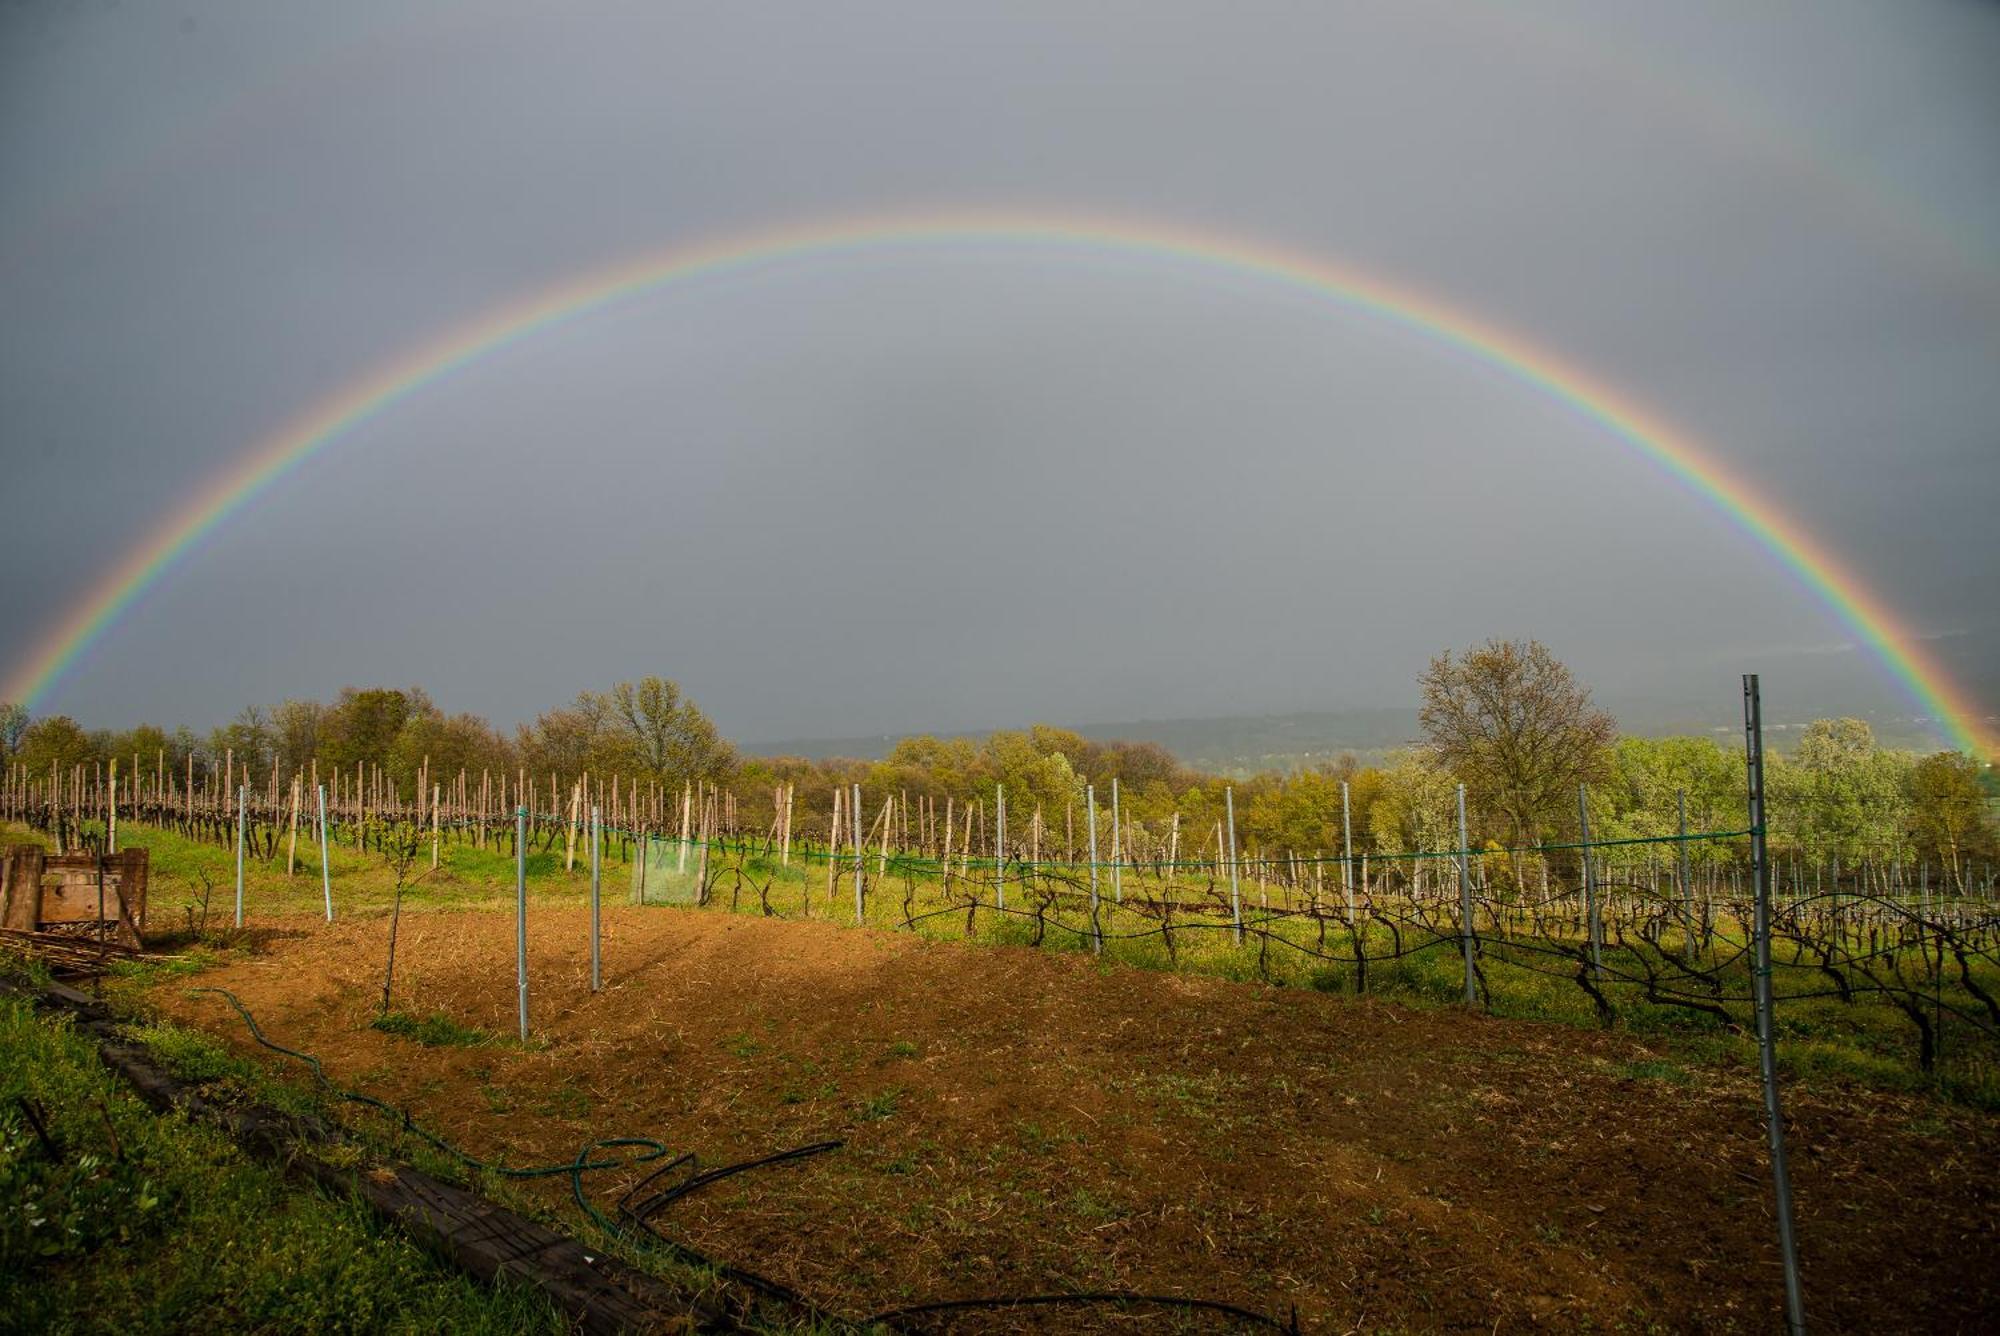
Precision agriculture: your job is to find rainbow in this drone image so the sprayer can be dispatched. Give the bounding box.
[4,209,1989,755]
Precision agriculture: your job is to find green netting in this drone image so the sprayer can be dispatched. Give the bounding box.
[630,836,704,906]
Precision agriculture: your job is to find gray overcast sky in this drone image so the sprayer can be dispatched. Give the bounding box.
[3,0,1996,743]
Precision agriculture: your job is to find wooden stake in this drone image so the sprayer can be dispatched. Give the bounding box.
[287,776,301,876]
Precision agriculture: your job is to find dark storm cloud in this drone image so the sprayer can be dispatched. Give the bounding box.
[2,0,1995,741]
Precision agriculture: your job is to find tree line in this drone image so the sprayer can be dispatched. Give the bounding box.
[2,640,1992,886]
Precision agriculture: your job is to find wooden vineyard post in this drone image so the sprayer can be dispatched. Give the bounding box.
[688,791,706,904]
[678,783,691,874]
[1110,777,1122,903]
[851,784,864,925]
[781,783,794,866]
[564,780,582,872]
[287,776,301,877]
[432,784,441,870]
[824,786,840,915]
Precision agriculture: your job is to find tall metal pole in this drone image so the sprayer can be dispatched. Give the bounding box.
[234,782,246,929]
[851,784,864,925]
[1456,784,1476,1005]
[1677,787,1695,962]
[1109,778,1122,904]
[1744,674,1806,1335]
[1225,786,1242,946]
[1086,784,1103,955]
[589,803,601,993]
[994,784,1005,912]
[1578,783,1602,976]
[1341,779,1355,922]
[515,805,529,1042]
[317,783,333,921]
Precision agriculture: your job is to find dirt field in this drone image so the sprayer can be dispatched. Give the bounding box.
[144,906,1998,1332]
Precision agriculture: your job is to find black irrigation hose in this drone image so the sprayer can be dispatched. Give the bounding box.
[622,1139,845,1221]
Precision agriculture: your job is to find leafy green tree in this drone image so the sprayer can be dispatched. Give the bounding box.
[389,711,514,797]
[1367,750,1457,854]
[981,729,1087,821]
[1603,735,1743,869]
[0,701,27,762]
[1907,751,1995,890]
[517,694,616,779]
[318,688,421,775]
[14,716,100,775]
[1244,769,1344,856]
[604,677,734,788]
[1419,638,1615,846]
[1778,718,1912,868]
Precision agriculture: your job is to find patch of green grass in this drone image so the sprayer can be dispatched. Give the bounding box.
[372,1010,496,1049]
[1068,1188,1128,1223]
[723,1032,761,1059]
[0,996,567,1333]
[856,1087,903,1121]
[884,1040,920,1060]
[532,1084,591,1120]
[124,1019,241,1085]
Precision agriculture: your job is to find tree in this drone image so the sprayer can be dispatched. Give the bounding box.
[1780,719,1912,868]
[1907,751,1995,891]
[270,699,325,774]
[318,688,420,775]
[518,694,617,779]
[1367,750,1458,855]
[604,677,734,787]
[15,715,100,775]
[390,711,514,794]
[208,706,276,780]
[0,701,27,762]
[1419,639,1615,847]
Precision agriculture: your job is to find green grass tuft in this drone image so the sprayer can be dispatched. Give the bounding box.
[371,1010,498,1049]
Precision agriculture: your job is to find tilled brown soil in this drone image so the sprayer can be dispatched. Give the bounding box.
[146,907,1998,1332]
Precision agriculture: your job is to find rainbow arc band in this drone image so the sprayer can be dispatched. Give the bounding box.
[2,210,1988,756]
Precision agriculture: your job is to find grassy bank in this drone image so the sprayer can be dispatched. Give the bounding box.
[0,967,568,1333]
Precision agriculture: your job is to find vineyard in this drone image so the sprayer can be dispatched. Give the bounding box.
[6,697,2000,1330]
[7,749,1996,1098]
